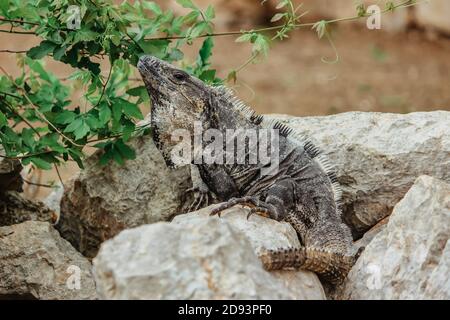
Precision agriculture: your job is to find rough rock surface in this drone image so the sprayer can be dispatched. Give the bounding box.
[43,183,64,216]
[94,207,325,300]
[0,191,56,227]
[0,221,97,300]
[275,111,450,237]
[342,176,450,300]
[0,146,22,194]
[58,135,191,258]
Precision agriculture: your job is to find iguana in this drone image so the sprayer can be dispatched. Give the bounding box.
[137,55,358,284]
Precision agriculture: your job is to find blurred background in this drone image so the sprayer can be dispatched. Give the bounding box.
[1,0,450,199]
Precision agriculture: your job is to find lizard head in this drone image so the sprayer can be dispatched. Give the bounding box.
[137,55,212,125]
[137,55,214,166]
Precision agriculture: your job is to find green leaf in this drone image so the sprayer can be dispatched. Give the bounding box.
[199,69,216,83]
[235,33,253,43]
[226,70,237,84]
[176,0,197,10]
[0,111,6,127]
[189,21,211,38]
[198,37,214,66]
[26,58,54,83]
[271,13,286,23]
[143,2,162,15]
[118,99,144,120]
[126,86,146,97]
[68,148,84,169]
[99,103,112,124]
[21,128,35,148]
[115,139,136,160]
[205,5,215,20]
[112,147,124,165]
[55,111,76,124]
[313,20,328,39]
[64,118,82,133]
[27,41,57,60]
[112,103,122,123]
[73,120,90,140]
[53,45,67,61]
[253,34,270,57]
[30,157,52,170]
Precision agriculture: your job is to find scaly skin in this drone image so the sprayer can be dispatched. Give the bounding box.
[137,55,358,284]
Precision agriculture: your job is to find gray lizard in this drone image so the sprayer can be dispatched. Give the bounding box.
[137,55,358,284]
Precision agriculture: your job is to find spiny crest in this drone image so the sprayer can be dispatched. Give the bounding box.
[314,154,343,210]
[261,117,343,211]
[215,85,264,124]
[214,85,343,211]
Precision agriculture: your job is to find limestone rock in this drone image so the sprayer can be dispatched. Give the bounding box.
[0,191,56,227]
[57,136,190,258]
[93,207,325,300]
[275,111,450,237]
[342,176,450,300]
[43,183,64,216]
[0,221,97,300]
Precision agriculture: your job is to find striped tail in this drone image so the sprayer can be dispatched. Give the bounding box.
[259,247,356,285]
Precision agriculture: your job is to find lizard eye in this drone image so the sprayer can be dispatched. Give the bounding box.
[173,71,188,81]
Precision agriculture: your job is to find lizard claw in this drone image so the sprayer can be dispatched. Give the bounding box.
[246,207,271,220]
[186,186,212,212]
[209,196,256,218]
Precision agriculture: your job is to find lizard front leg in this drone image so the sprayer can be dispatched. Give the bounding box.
[209,195,277,218]
[186,164,217,212]
[210,178,296,220]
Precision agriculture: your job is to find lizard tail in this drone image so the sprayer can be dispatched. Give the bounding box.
[259,247,356,284]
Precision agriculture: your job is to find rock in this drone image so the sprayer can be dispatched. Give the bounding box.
[57,135,191,258]
[342,176,450,300]
[415,0,450,35]
[0,221,97,300]
[0,146,22,194]
[43,183,64,217]
[352,217,389,254]
[93,206,325,300]
[0,191,56,227]
[275,111,450,238]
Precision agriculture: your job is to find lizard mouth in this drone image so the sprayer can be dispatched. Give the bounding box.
[137,55,160,78]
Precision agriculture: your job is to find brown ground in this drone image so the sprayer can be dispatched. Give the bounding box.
[1,24,449,199]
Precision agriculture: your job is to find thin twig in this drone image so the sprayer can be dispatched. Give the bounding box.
[23,178,55,188]
[0,18,39,26]
[0,49,27,54]
[0,29,35,34]
[2,99,42,137]
[95,63,113,108]
[53,163,65,189]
